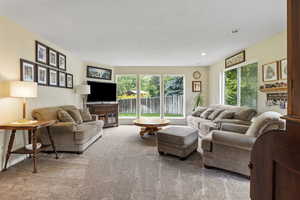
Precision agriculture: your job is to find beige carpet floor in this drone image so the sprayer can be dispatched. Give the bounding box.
[0,125,250,200]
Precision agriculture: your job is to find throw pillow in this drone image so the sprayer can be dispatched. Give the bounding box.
[57,110,75,123]
[213,110,235,122]
[65,109,83,124]
[200,108,215,119]
[234,108,257,121]
[192,107,207,117]
[208,109,225,120]
[80,108,93,122]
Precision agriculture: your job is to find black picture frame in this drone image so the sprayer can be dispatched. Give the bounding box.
[20,59,36,82]
[48,69,58,87]
[58,71,67,88]
[192,81,202,92]
[87,66,112,80]
[66,73,73,89]
[58,53,67,71]
[36,65,48,86]
[48,48,58,68]
[225,50,246,68]
[35,41,48,65]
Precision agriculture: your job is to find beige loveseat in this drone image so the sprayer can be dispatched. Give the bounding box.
[32,105,104,153]
[201,111,285,176]
[187,104,257,137]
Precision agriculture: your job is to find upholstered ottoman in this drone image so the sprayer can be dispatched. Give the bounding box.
[157,126,198,160]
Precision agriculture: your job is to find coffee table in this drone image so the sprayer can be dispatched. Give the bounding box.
[134,118,170,137]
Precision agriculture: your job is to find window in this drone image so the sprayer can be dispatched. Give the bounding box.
[117,75,137,118]
[164,75,184,117]
[224,63,258,108]
[140,75,161,117]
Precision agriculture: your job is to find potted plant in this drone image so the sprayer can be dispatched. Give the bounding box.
[193,93,203,110]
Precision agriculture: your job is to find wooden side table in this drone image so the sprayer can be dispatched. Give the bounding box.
[0,120,58,173]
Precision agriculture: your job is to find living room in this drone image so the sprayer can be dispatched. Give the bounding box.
[0,0,298,200]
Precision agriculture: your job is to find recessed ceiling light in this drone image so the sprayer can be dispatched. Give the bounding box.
[232,29,239,34]
[201,52,207,56]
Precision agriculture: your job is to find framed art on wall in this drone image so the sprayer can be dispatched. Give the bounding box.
[58,71,66,88]
[262,61,278,82]
[279,59,287,80]
[37,65,48,86]
[48,69,58,87]
[49,48,58,68]
[20,59,36,82]
[192,81,202,92]
[87,66,112,80]
[66,73,73,89]
[58,53,66,71]
[36,41,48,64]
[225,50,246,68]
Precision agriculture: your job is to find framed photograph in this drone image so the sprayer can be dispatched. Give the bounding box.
[58,71,66,88]
[48,69,58,87]
[58,53,66,71]
[37,65,48,86]
[262,61,279,82]
[225,50,246,68]
[49,48,58,67]
[66,73,73,89]
[192,81,202,92]
[36,41,48,64]
[20,59,36,82]
[87,66,112,80]
[279,59,287,80]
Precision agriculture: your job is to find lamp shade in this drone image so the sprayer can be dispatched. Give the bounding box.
[9,81,38,98]
[76,85,91,95]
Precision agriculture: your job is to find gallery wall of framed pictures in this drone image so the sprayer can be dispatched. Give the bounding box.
[19,41,73,89]
[262,58,287,82]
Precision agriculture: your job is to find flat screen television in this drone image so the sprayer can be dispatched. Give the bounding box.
[87,81,117,102]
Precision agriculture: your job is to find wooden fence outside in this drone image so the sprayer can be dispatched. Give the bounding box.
[118,95,183,114]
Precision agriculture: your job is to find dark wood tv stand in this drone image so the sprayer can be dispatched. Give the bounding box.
[87,103,119,128]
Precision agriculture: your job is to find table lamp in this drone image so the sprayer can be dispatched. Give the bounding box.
[9,81,38,123]
[76,84,90,109]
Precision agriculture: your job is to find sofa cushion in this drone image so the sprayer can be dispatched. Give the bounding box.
[213,110,235,122]
[32,107,62,121]
[65,109,83,124]
[200,108,215,119]
[80,108,93,122]
[57,110,75,123]
[245,111,282,137]
[192,107,207,117]
[234,108,257,121]
[208,109,224,120]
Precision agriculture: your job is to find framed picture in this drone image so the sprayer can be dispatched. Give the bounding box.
[37,65,48,86]
[87,66,112,80]
[36,41,48,64]
[58,71,66,88]
[279,59,287,80]
[20,59,36,82]
[66,73,73,89]
[48,48,58,67]
[262,61,279,82]
[58,53,66,71]
[225,50,246,68]
[192,81,202,92]
[48,69,58,87]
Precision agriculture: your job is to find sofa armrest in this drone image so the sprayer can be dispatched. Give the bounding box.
[220,123,249,134]
[91,114,99,121]
[51,122,76,133]
[211,130,256,151]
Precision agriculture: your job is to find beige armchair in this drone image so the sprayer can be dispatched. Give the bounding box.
[201,111,285,177]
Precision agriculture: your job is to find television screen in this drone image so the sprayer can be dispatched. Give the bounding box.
[87,81,117,102]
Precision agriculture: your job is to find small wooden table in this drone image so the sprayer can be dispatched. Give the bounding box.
[134,118,170,137]
[0,120,58,173]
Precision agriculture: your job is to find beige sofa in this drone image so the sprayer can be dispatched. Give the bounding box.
[32,105,104,153]
[201,111,285,176]
[187,104,257,137]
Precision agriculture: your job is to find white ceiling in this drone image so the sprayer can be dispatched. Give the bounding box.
[0,0,286,66]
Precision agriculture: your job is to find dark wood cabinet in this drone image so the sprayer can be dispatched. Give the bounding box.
[88,103,119,128]
[250,1,300,199]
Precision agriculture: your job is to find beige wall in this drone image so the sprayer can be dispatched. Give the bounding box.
[209,31,287,114]
[114,66,209,124]
[0,17,84,169]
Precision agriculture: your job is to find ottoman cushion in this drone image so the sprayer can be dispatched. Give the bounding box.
[157,126,198,145]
